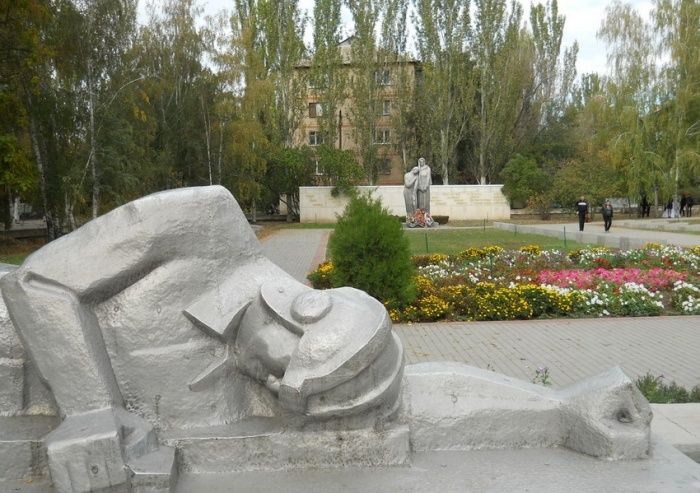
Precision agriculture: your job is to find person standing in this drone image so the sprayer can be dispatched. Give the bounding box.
[602,200,613,232]
[576,196,589,232]
[642,194,651,217]
[687,195,694,217]
[665,199,673,218]
[680,193,687,217]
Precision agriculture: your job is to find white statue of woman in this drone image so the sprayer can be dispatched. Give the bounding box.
[415,157,431,214]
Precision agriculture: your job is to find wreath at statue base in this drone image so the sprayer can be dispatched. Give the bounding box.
[405,208,439,228]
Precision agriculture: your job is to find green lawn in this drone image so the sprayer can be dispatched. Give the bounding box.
[0,253,30,265]
[404,227,588,255]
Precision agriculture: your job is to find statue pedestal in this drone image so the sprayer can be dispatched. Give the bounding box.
[174,437,700,493]
[161,419,410,473]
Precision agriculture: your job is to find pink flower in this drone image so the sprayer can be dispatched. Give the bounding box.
[538,268,685,290]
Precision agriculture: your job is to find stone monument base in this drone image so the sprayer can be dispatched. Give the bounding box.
[161,420,410,473]
[173,437,700,493]
[7,437,699,492]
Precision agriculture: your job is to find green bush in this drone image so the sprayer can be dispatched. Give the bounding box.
[329,193,417,307]
[635,373,700,403]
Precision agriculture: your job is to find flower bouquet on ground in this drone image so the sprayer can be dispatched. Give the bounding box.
[406,208,438,228]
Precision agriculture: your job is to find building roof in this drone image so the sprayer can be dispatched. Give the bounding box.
[296,36,419,68]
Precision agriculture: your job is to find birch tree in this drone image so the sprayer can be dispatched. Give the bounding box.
[74,0,138,218]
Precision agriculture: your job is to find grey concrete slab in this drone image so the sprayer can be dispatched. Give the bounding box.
[652,403,700,462]
[174,437,700,493]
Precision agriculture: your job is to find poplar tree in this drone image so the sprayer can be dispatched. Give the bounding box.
[346,0,383,183]
[413,0,474,184]
[381,0,416,172]
[310,0,346,147]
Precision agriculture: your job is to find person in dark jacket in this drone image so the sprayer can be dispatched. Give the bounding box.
[680,193,687,217]
[640,195,650,218]
[687,195,695,217]
[576,196,589,232]
[602,200,613,232]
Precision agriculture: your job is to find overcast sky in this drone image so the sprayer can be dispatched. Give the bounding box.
[138,0,655,77]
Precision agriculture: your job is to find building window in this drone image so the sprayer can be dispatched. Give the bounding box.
[309,102,324,118]
[382,99,391,115]
[309,131,325,146]
[314,159,324,175]
[309,74,329,89]
[374,69,391,86]
[379,158,392,175]
[374,128,390,144]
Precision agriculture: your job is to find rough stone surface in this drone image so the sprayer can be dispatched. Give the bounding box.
[405,363,652,459]
[0,356,24,414]
[164,420,410,473]
[44,409,130,492]
[173,438,700,493]
[128,446,178,493]
[0,415,57,481]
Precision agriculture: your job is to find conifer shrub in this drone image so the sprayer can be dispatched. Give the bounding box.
[329,193,416,307]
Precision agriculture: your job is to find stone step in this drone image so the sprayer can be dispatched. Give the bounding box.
[127,445,177,493]
[0,415,58,482]
[162,418,410,473]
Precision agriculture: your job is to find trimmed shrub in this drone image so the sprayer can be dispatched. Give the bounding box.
[329,193,417,307]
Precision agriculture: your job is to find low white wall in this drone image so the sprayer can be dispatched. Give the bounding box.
[299,185,511,223]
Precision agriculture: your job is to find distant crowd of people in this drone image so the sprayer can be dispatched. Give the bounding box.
[662,193,695,218]
[575,192,696,233]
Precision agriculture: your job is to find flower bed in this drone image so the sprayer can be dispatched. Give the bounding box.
[308,243,700,322]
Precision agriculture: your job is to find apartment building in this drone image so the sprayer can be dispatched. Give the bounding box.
[293,37,419,185]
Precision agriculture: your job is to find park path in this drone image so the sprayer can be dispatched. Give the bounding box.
[259,228,331,285]
[496,217,700,248]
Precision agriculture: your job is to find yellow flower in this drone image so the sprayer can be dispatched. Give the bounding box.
[519,244,541,255]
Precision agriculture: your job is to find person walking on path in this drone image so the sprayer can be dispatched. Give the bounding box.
[640,195,650,217]
[576,196,589,232]
[665,198,673,218]
[602,200,613,232]
[680,193,687,217]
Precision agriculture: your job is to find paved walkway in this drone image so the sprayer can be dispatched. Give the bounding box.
[394,317,700,388]
[260,228,331,285]
[495,217,700,248]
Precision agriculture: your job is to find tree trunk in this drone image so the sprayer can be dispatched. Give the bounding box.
[64,190,77,232]
[479,68,487,184]
[440,129,450,185]
[11,195,20,226]
[88,59,99,220]
[26,94,56,240]
[217,122,224,184]
[201,94,212,185]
